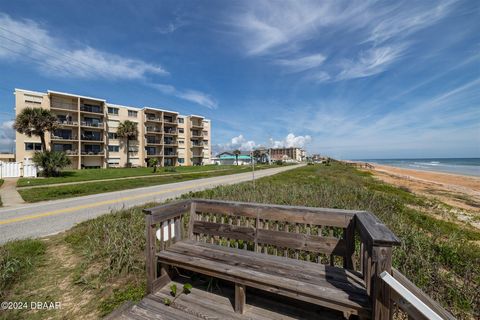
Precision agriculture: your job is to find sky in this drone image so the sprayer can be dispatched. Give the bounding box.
[0,0,478,159]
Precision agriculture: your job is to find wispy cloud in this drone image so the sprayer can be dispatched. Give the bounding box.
[155,16,187,34]
[0,13,167,79]
[150,83,218,109]
[230,1,457,81]
[336,45,406,80]
[275,54,326,73]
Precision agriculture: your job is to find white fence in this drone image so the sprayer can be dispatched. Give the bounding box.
[0,162,37,178]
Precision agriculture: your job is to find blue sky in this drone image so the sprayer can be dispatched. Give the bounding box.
[0,0,478,159]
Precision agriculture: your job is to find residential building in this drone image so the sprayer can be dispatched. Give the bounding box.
[269,147,305,162]
[0,153,15,162]
[14,89,211,168]
[213,151,252,165]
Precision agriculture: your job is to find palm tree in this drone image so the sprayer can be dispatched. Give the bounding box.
[233,149,241,165]
[13,107,58,151]
[117,120,138,167]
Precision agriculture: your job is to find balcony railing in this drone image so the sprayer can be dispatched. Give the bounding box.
[146,128,162,133]
[57,120,78,126]
[80,105,103,114]
[146,116,162,122]
[65,150,79,155]
[81,121,104,128]
[146,139,162,144]
[51,101,77,111]
[51,135,77,140]
[81,151,105,156]
[81,136,103,141]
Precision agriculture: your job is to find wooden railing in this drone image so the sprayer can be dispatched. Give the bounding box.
[144,199,452,320]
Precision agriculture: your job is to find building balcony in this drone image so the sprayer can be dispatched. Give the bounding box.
[80,105,103,114]
[146,128,162,134]
[190,123,203,129]
[51,135,78,141]
[191,144,204,148]
[192,154,204,158]
[81,151,105,156]
[146,139,162,145]
[81,121,104,128]
[57,120,79,127]
[146,152,163,157]
[81,136,104,142]
[51,102,78,111]
[146,116,162,122]
[164,153,177,157]
[65,150,79,156]
[190,135,204,140]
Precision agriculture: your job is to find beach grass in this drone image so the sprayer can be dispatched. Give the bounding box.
[1,162,478,319]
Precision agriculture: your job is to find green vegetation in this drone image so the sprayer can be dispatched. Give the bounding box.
[18,165,273,202]
[0,239,46,299]
[32,151,72,177]
[1,163,477,319]
[116,120,139,167]
[13,107,58,151]
[17,165,247,187]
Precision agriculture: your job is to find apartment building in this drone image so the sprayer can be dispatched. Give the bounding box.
[269,147,306,162]
[14,89,211,168]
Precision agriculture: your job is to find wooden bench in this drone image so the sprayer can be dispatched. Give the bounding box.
[144,199,400,319]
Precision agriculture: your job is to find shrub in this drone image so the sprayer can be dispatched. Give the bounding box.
[274,160,283,166]
[33,151,71,177]
[164,166,176,173]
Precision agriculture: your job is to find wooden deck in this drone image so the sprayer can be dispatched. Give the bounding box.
[111,278,345,320]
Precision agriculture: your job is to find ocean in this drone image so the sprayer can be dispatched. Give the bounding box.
[357,158,480,177]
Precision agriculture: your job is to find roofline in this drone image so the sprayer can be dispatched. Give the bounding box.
[47,90,106,102]
[107,103,142,111]
[14,88,46,96]
[142,106,179,114]
[189,114,205,119]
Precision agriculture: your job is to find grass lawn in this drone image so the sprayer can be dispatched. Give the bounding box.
[18,164,275,202]
[1,163,478,319]
[17,165,244,187]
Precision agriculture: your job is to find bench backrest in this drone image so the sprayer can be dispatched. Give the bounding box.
[188,199,357,266]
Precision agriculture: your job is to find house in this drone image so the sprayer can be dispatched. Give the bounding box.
[213,151,252,165]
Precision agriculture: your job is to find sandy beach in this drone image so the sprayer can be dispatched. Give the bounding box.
[360,163,480,229]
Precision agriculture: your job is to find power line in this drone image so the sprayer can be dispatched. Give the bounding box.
[0,26,100,74]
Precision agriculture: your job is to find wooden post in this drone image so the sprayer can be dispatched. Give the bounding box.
[343,218,355,269]
[235,283,246,314]
[188,201,196,240]
[145,214,157,294]
[372,246,393,320]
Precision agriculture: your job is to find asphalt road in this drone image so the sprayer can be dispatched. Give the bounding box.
[0,164,302,244]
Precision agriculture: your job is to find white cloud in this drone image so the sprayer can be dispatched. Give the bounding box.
[150,83,218,109]
[213,133,311,155]
[0,13,167,79]
[275,54,326,73]
[336,45,406,80]
[0,120,15,152]
[269,133,312,148]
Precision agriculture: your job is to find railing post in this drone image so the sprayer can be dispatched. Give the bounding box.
[372,245,393,320]
[145,213,157,294]
[343,218,355,270]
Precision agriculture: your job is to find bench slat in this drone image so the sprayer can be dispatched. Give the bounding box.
[157,241,370,317]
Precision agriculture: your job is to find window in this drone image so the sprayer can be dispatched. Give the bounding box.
[25,142,42,151]
[128,110,138,117]
[107,107,119,115]
[84,144,101,153]
[178,128,184,133]
[108,132,118,139]
[108,145,120,152]
[108,120,120,128]
[178,158,185,164]
[179,140,184,144]
[203,130,208,136]
[178,118,184,124]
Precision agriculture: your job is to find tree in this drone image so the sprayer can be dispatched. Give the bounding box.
[33,151,71,177]
[13,107,58,151]
[148,158,159,173]
[117,120,138,167]
[233,149,241,165]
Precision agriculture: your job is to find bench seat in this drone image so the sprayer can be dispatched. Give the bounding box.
[158,240,371,318]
